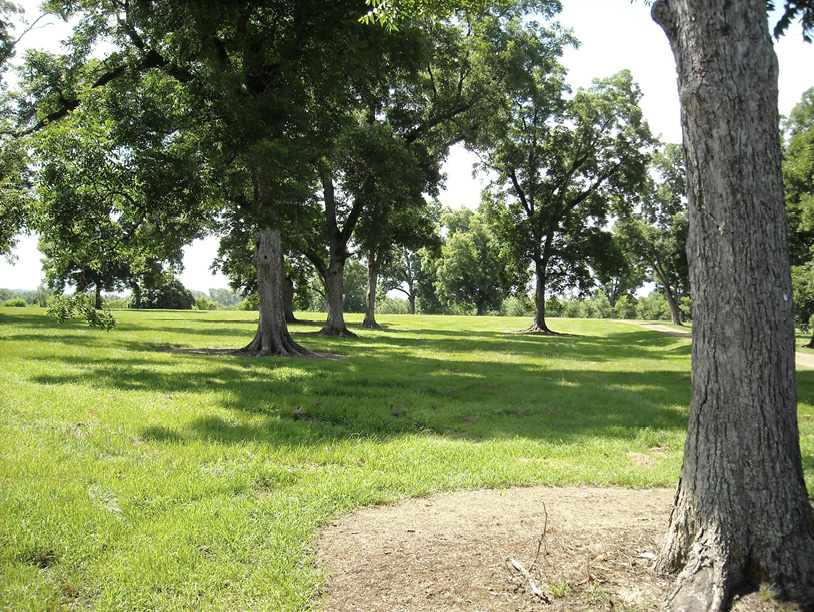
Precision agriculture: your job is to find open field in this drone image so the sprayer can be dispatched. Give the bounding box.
[1,308,813,610]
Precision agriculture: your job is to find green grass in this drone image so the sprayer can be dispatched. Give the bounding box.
[1,308,812,610]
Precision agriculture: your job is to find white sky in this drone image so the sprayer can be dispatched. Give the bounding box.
[2,0,813,291]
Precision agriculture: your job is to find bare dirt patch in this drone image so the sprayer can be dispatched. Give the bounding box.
[315,486,800,611]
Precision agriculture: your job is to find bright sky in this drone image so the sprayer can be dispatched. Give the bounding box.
[2,0,813,291]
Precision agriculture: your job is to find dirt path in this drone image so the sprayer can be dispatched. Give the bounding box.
[626,320,814,370]
[627,321,693,338]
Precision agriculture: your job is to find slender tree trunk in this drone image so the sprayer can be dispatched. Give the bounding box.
[94,285,102,310]
[130,282,141,309]
[283,275,298,324]
[322,259,355,336]
[318,167,356,337]
[408,293,416,315]
[660,282,683,326]
[652,1,814,609]
[239,228,312,357]
[523,257,554,333]
[805,327,814,349]
[663,288,682,326]
[362,248,381,329]
[653,265,684,326]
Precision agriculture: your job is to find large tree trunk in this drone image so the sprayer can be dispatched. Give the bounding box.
[362,248,381,329]
[523,257,554,333]
[408,294,416,315]
[475,301,486,316]
[239,228,312,357]
[652,1,814,609]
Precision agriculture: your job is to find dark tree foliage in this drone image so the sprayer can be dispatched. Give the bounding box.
[434,207,517,315]
[32,71,213,308]
[132,276,195,310]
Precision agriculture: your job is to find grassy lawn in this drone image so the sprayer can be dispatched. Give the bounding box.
[1,307,812,610]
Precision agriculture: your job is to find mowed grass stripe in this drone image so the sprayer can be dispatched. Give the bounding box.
[1,308,811,610]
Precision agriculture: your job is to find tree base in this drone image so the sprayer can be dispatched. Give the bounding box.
[319,326,358,337]
[513,324,561,335]
[235,332,315,358]
[656,491,814,612]
[361,319,381,329]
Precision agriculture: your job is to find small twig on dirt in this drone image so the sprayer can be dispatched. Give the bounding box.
[528,502,548,574]
[509,557,551,603]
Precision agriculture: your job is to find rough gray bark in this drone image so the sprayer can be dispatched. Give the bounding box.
[363,248,381,329]
[652,1,814,609]
[239,228,312,357]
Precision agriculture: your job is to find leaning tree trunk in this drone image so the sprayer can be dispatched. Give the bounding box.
[240,228,312,357]
[523,257,554,333]
[663,288,682,327]
[282,275,298,324]
[362,249,381,329]
[652,1,814,609]
[322,260,355,337]
[653,263,684,326]
[662,283,683,326]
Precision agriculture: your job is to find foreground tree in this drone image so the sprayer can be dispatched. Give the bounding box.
[651,1,814,608]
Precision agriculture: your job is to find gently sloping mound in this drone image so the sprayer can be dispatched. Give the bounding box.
[315,486,798,612]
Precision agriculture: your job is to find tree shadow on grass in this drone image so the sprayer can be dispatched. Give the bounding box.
[27,342,692,447]
[14,313,813,478]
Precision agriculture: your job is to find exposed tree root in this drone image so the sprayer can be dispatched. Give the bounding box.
[319,325,358,337]
[659,538,732,612]
[509,325,568,335]
[656,508,814,612]
[235,331,317,358]
[361,319,381,330]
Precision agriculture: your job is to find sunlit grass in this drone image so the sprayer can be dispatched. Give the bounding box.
[1,307,812,610]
